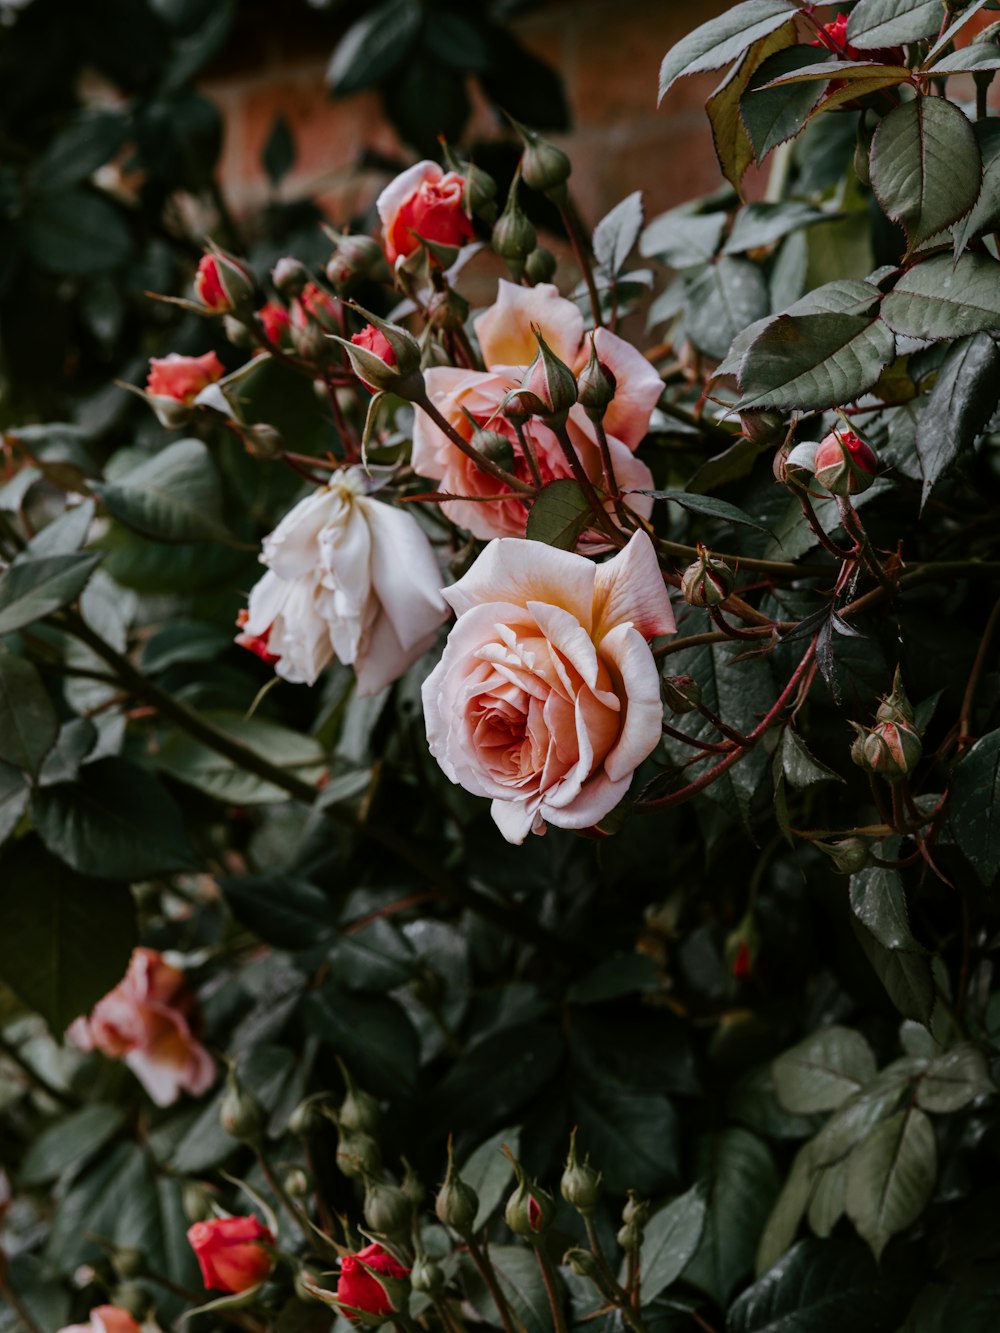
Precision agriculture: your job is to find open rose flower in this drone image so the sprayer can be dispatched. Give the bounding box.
[146,351,225,405]
[377,160,475,265]
[422,530,674,843]
[188,1215,275,1293]
[412,280,662,541]
[237,468,449,694]
[337,1242,410,1319]
[58,1306,140,1333]
[67,948,215,1107]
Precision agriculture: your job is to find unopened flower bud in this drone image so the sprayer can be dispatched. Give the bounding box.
[513,120,571,201]
[296,1267,325,1303]
[220,1076,264,1143]
[504,1157,555,1240]
[291,317,330,362]
[401,1157,425,1209]
[182,1181,215,1223]
[427,287,470,332]
[336,304,424,400]
[508,331,578,426]
[617,1220,642,1249]
[863,719,923,780]
[196,251,254,314]
[681,549,735,608]
[224,314,253,348]
[563,1248,600,1278]
[561,1130,603,1215]
[662,674,702,713]
[813,429,878,496]
[410,1256,445,1296]
[337,1129,382,1180]
[524,246,557,285]
[774,439,819,486]
[111,1248,144,1280]
[338,1062,381,1136]
[244,423,283,459]
[621,1193,649,1229]
[472,427,515,473]
[725,912,759,981]
[272,257,311,299]
[435,1141,479,1236]
[816,837,872,874]
[284,1167,313,1199]
[492,181,537,279]
[740,409,785,446]
[289,1096,327,1138]
[875,666,914,727]
[364,1179,412,1236]
[462,162,498,221]
[577,336,617,421]
[326,235,390,293]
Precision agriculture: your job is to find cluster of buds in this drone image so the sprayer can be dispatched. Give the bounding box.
[680,546,736,608]
[616,1191,649,1250]
[850,667,923,780]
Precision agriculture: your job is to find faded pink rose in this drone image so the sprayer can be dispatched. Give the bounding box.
[422,530,674,843]
[411,280,662,541]
[68,948,215,1107]
[58,1306,140,1333]
[377,160,475,265]
[146,351,225,404]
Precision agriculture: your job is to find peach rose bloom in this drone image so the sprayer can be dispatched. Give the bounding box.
[145,351,224,404]
[68,948,215,1108]
[188,1215,276,1293]
[422,530,674,843]
[411,281,662,541]
[376,160,475,265]
[59,1306,140,1333]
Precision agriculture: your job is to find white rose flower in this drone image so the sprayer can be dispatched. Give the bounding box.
[237,469,449,695]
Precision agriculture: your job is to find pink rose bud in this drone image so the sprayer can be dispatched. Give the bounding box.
[296,281,339,332]
[680,549,735,608]
[813,429,878,496]
[508,330,578,425]
[862,719,923,780]
[376,162,475,265]
[258,301,290,346]
[145,351,225,405]
[336,1243,410,1320]
[187,1215,276,1294]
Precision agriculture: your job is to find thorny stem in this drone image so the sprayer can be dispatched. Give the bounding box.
[559,202,603,329]
[957,593,1000,748]
[255,1147,327,1250]
[535,1246,570,1333]
[465,1237,520,1333]
[414,391,535,495]
[513,418,544,489]
[709,605,769,642]
[837,497,897,599]
[582,1218,648,1333]
[796,491,853,560]
[662,722,734,754]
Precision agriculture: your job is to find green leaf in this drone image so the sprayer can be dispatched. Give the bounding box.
[807,1160,848,1239]
[848,0,944,48]
[881,253,1000,339]
[914,333,1000,507]
[773,1027,877,1114]
[328,920,416,992]
[741,47,828,162]
[217,874,335,950]
[27,500,96,558]
[464,1246,551,1333]
[849,866,917,950]
[526,479,592,551]
[460,1125,521,1231]
[571,1076,679,1195]
[155,712,326,805]
[24,190,133,275]
[641,210,728,268]
[724,202,831,255]
[929,41,1000,73]
[683,1128,780,1306]
[424,11,491,71]
[947,729,1000,885]
[916,1043,995,1112]
[94,438,232,545]
[31,111,127,192]
[0,836,136,1031]
[566,953,658,1005]
[779,728,844,788]
[684,257,770,360]
[327,0,422,94]
[19,1104,125,1186]
[593,191,644,276]
[638,1184,707,1302]
[262,112,296,186]
[140,619,233,673]
[636,488,772,534]
[736,310,895,409]
[845,1107,937,1259]
[869,97,981,254]
[0,652,58,777]
[0,762,29,845]
[707,24,796,191]
[755,1144,816,1275]
[658,0,800,101]
[0,552,102,635]
[851,920,936,1023]
[31,756,196,879]
[734,1239,910,1331]
[953,120,1000,254]
[305,984,421,1097]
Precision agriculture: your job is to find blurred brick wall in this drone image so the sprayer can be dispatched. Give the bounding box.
[200,0,742,234]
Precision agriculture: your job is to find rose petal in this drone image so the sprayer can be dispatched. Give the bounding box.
[444,539,596,630]
[475,280,585,371]
[592,531,675,642]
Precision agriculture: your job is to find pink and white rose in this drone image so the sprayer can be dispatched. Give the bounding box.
[411,280,662,541]
[237,468,449,695]
[67,948,215,1108]
[422,530,674,843]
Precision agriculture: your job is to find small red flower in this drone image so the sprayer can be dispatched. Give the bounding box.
[337,1243,409,1320]
[187,1215,275,1293]
[258,301,290,346]
[350,325,397,368]
[195,255,229,312]
[146,351,225,404]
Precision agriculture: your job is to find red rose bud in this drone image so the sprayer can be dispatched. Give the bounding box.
[680,549,736,608]
[271,256,310,299]
[577,336,617,421]
[195,252,253,314]
[335,304,423,399]
[725,912,759,980]
[295,282,339,332]
[504,1161,554,1240]
[187,1215,275,1293]
[326,234,390,293]
[863,719,923,780]
[336,1243,410,1321]
[146,351,224,406]
[258,301,290,346]
[811,11,903,63]
[813,430,877,496]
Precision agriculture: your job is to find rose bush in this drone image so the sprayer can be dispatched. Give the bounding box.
[2,1,1000,1331]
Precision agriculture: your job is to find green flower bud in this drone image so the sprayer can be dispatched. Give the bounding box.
[577,335,617,421]
[662,674,702,714]
[182,1181,215,1223]
[427,287,470,332]
[506,330,578,427]
[435,1140,479,1236]
[401,1157,425,1209]
[243,423,283,459]
[224,314,254,348]
[621,1193,649,1229]
[563,1248,600,1278]
[111,1248,144,1280]
[524,246,557,285]
[220,1076,264,1143]
[325,235,390,293]
[337,1129,383,1180]
[616,1220,642,1250]
[493,175,537,280]
[272,256,311,299]
[284,1167,313,1199]
[338,1059,382,1136]
[739,409,784,446]
[680,548,736,608]
[296,1267,327,1303]
[462,162,498,222]
[863,719,923,780]
[504,1155,555,1240]
[560,1129,603,1215]
[364,1179,412,1236]
[411,1256,446,1296]
[816,837,872,875]
[471,427,516,474]
[289,1096,327,1138]
[875,666,915,727]
[509,117,571,201]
